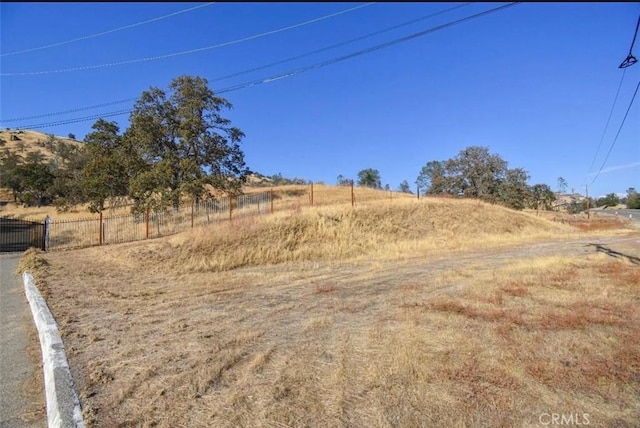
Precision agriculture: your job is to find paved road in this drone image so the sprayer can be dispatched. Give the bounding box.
[592,208,640,226]
[610,209,640,222]
[0,254,46,428]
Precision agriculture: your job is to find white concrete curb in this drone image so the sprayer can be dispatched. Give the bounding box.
[23,272,85,428]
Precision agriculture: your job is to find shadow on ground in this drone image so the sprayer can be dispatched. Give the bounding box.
[587,243,640,265]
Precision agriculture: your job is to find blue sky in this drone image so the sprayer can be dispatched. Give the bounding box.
[1,2,638,198]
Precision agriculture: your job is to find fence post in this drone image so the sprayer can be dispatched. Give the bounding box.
[191,197,194,228]
[42,216,50,251]
[99,211,103,246]
[229,196,233,221]
[145,208,150,239]
[310,183,314,206]
[417,185,420,200]
[270,190,274,214]
[351,181,354,207]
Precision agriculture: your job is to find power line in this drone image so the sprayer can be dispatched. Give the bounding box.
[586,68,627,175]
[13,110,134,130]
[209,2,474,84]
[206,3,521,93]
[589,79,640,185]
[1,3,472,123]
[0,2,217,57]
[1,3,375,76]
[1,97,140,123]
[9,2,520,130]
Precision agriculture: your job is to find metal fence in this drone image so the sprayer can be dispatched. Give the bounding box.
[0,217,46,252]
[8,185,417,252]
[46,192,272,251]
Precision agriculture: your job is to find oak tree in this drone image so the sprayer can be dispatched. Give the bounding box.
[357,168,382,189]
[126,75,250,211]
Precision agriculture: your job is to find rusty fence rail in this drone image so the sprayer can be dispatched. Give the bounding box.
[46,192,272,251]
[16,185,416,252]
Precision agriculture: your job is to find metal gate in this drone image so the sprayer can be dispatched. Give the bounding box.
[0,217,46,253]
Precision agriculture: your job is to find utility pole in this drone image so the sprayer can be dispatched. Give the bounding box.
[584,184,590,219]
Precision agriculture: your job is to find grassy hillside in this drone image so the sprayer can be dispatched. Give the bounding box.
[0,129,83,160]
[123,197,588,274]
[0,181,414,220]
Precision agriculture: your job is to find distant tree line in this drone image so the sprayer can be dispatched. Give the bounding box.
[0,75,251,213]
[336,170,413,195]
[336,148,564,211]
[0,133,87,208]
[336,147,638,213]
[413,146,560,211]
[626,188,640,209]
[596,188,639,209]
[248,172,311,187]
[2,85,635,215]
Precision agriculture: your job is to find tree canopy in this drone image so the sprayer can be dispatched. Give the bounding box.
[398,180,413,194]
[79,119,134,212]
[416,146,555,210]
[626,188,640,209]
[0,76,251,213]
[126,75,250,211]
[596,193,621,208]
[357,168,382,189]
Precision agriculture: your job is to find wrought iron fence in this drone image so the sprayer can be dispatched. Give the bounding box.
[0,217,46,252]
[45,192,272,251]
[7,185,415,252]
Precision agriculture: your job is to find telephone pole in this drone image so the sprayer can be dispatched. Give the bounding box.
[584,184,590,219]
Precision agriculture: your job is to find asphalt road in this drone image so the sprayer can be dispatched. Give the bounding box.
[0,254,45,428]
[592,209,640,225]
[610,209,640,221]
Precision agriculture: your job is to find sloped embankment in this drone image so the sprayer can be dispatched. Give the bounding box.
[153,198,574,273]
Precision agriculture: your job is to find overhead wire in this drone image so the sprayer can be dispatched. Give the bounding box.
[8,2,521,130]
[0,2,217,57]
[587,11,639,184]
[586,68,627,176]
[1,3,375,76]
[1,2,472,123]
[14,110,135,130]
[209,2,473,83]
[1,97,140,123]
[216,2,519,93]
[589,79,640,185]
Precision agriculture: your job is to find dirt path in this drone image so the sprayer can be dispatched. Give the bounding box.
[213,233,640,300]
[192,234,640,335]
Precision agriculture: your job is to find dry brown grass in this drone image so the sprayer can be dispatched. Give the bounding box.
[242,183,415,210]
[531,209,636,231]
[0,129,82,159]
[155,198,587,274]
[31,235,640,427]
[1,181,402,219]
[145,197,636,276]
[569,216,635,232]
[20,195,640,427]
